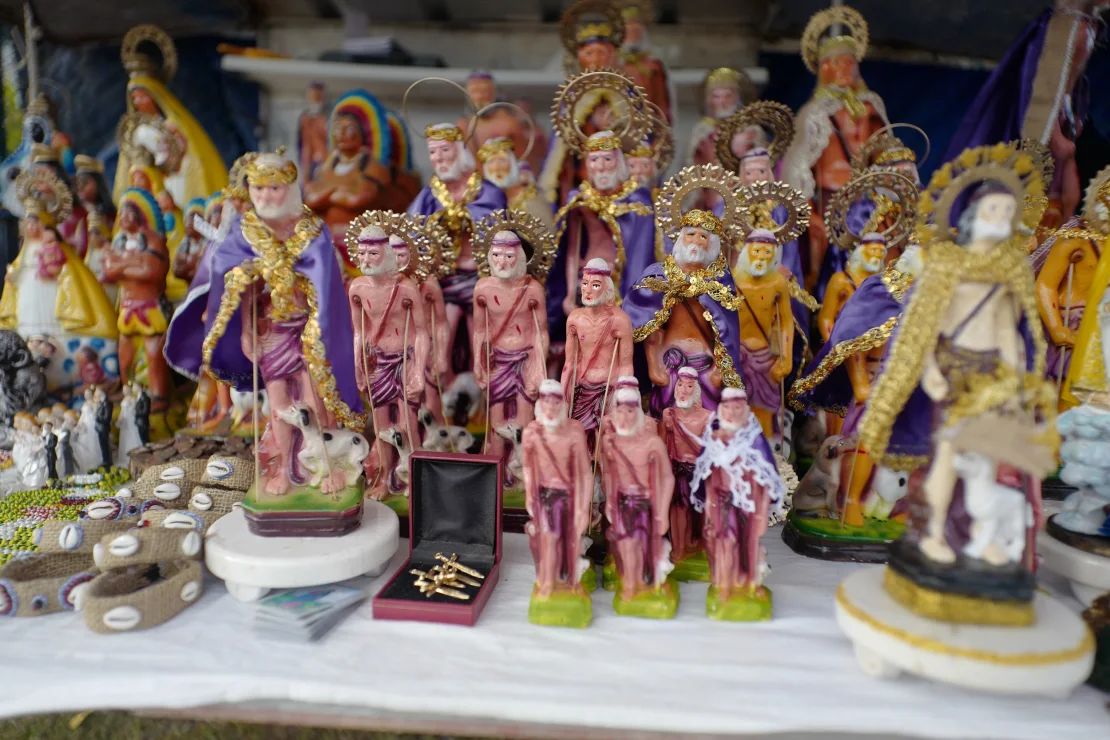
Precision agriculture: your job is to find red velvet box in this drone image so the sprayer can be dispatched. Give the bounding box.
[372,451,502,626]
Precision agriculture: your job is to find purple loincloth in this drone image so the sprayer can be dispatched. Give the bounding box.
[708,486,742,543]
[259,315,309,382]
[1046,309,1083,382]
[370,348,411,422]
[649,348,718,417]
[539,486,572,580]
[739,344,780,413]
[441,269,478,309]
[672,460,696,511]
[570,379,608,433]
[489,347,534,419]
[611,488,653,584]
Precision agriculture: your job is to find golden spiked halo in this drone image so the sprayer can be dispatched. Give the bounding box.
[473,209,558,283]
[1008,138,1055,191]
[422,215,455,279]
[345,210,437,283]
[244,146,298,186]
[225,151,259,201]
[120,24,178,81]
[401,77,478,143]
[826,169,918,252]
[801,5,869,74]
[916,143,1046,245]
[116,111,185,172]
[472,101,538,163]
[735,180,812,244]
[15,167,73,226]
[633,101,674,174]
[714,101,795,173]
[551,69,652,155]
[655,164,744,241]
[851,123,931,174]
[1082,163,1110,233]
[560,0,625,56]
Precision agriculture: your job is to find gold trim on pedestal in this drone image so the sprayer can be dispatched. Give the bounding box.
[881,567,1033,627]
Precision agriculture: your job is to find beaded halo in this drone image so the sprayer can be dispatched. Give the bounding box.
[1082,163,1110,233]
[401,77,477,142]
[423,216,455,279]
[801,5,869,74]
[473,209,558,282]
[735,180,812,244]
[560,0,625,56]
[644,101,674,174]
[551,69,652,155]
[714,101,795,172]
[15,167,73,226]
[1009,138,1055,192]
[851,123,931,174]
[345,210,436,283]
[655,164,744,241]
[827,169,919,252]
[916,143,1046,245]
[121,24,177,81]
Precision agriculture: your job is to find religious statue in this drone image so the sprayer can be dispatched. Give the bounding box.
[73,154,116,285]
[687,68,756,171]
[660,366,713,577]
[405,85,508,381]
[460,72,546,175]
[25,144,88,259]
[858,144,1056,623]
[624,165,746,415]
[346,217,430,499]
[303,88,394,272]
[384,110,423,213]
[478,137,552,231]
[599,386,677,617]
[297,82,329,182]
[560,0,624,73]
[472,211,556,487]
[945,4,1105,228]
[171,197,208,285]
[729,228,795,442]
[561,258,634,449]
[0,168,117,399]
[104,187,172,420]
[780,6,889,293]
[1033,164,1110,392]
[1063,165,1110,406]
[182,151,366,535]
[615,1,671,123]
[690,387,786,620]
[114,24,227,204]
[522,380,594,627]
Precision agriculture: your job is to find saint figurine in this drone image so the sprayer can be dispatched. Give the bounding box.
[171,197,208,286]
[600,386,677,617]
[691,387,785,620]
[660,366,712,575]
[1063,166,1110,407]
[687,68,755,171]
[460,72,546,175]
[303,88,395,272]
[561,258,634,449]
[624,165,747,415]
[615,1,672,124]
[348,223,428,499]
[73,154,115,285]
[478,137,553,231]
[472,211,555,487]
[181,151,366,535]
[297,82,329,182]
[859,145,1056,623]
[780,6,889,294]
[522,379,594,628]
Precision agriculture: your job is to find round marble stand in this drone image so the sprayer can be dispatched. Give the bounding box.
[205,502,399,602]
[835,567,1095,698]
[1040,533,1110,605]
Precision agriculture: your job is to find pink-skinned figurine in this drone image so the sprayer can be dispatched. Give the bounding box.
[472,229,548,486]
[691,386,785,620]
[522,379,593,627]
[561,257,633,449]
[660,365,713,574]
[600,386,677,617]
[348,224,428,499]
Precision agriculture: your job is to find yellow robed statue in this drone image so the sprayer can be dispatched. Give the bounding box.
[112,25,227,206]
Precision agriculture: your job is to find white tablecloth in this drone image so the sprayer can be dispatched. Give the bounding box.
[0,531,1105,738]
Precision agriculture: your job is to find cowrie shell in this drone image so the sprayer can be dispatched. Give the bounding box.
[159,466,185,481]
[86,499,121,520]
[70,582,90,610]
[180,531,202,557]
[180,581,200,602]
[92,543,105,568]
[58,524,83,551]
[154,483,182,501]
[205,460,233,480]
[116,487,133,499]
[162,512,200,529]
[108,533,140,558]
[190,492,213,511]
[102,605,142,631]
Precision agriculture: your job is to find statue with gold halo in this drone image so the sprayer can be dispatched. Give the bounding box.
[1063,166,1110,407]
[615,1,672,124]
[113,24,226,205]
[74,155,116,286]
[858,144,1056,620]
[780,6,889,293]
[188,152,366,535]
[560,0,624,74]
[303,88,395,273]
[624,165,746,416]
[688,68,756,172]
[478,135,553,232]
[0,168,118,398]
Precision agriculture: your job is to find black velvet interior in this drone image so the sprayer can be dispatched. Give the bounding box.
[377,453,500,604]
